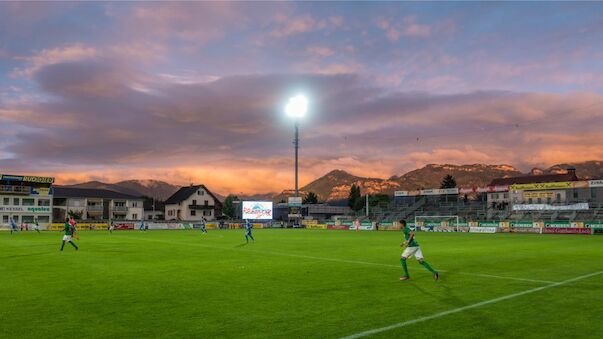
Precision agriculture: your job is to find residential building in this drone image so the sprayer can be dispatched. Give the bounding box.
[165,185,222,221]
[144,199,165,220]
[0,174,54,227]
[52,187,144,221]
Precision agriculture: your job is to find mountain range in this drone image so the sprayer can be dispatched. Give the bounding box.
[59,160,603,202]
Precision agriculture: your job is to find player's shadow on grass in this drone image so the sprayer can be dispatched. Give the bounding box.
[234,243,248,248]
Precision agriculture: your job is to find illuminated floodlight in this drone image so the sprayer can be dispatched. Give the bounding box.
[285,95,308,118]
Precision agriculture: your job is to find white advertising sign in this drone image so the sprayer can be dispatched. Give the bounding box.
[512,203,589,211]
[394,191,408,197]
[288,197,302,207]
[420,188,459,195]
[589,180,603,188]
[469,227,497,233]
[242,201,273,220]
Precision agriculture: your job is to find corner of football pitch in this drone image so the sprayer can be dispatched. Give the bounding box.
[1,229,602,338]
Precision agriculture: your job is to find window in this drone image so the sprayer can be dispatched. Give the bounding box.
[537,198,542,204]
[114,201,125,207]
[573,190,578,199]
[22,198,34,206]
[132,214,138,219]
[13,198,20,205]
[37,216,50,223]
[190,210,196,216]
[2,215,8,223]
[132,202,138,207]
[547,198,551,204]
[3,198,9,205]
[503,193,508,199]
[528,198,533,204]
[592,188,597,199]
[192,200,197,205]
[198,190,205,196]
[556,193,561,203]
[38,199,50,206]
[204,200,209,206]
[203,210,211,216]
[22,216,35,223]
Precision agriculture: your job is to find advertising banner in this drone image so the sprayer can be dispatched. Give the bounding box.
[542,228,591,234]
[512,203,589,211]
[478,221,500,227]
[593,228,603,235]
[510,227,542,234]
[523,192,555,199]
[327,225,349,230]
[510,182,573,191]
[584,221,603,228]
[510,221,535,228]
[306,224,327,229]
[394,191,408,197]
[570,222,584,228]
[288,197,302,207]
[1,174,55,183]
[470,227,497,233]
[242,201,273,220]
[544,221,571,228]
[420,188,459,195]
[0,206,51,213]
[588,180,603,188]
[31,187,51,196]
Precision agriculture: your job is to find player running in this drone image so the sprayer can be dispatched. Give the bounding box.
[139,219,146,231]
[68,216,79,240]
[399,220,439,281]
[199,218,207,234]
[33,218,41,233]
[10,217,18,234]
[244,219,254,243]
[109,219,115,234]
[60,218,79,251]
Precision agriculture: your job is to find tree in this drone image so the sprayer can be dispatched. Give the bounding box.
[303,192,319,204]
[67,210,83,220]
[440,174,457,189]
[222,194,239,218]
[348,184,361,210]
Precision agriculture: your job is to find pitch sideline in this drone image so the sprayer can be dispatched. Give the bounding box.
[340,270,603,339]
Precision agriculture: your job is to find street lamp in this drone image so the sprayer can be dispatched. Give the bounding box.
[285,95,308,197]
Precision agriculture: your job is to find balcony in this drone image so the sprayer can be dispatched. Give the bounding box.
[112,206,128,212]
[0,185,31,195]
[87,205,104,213]
[188,204,214,210]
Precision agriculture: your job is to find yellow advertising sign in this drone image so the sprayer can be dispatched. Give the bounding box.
[306,224,327,229]
[23,176,55,184]
[510,182,573,191]
[523,191,554,199]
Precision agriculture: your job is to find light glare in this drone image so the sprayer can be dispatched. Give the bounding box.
[285,95,308,118]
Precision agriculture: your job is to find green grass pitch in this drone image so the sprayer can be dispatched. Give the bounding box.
[1,229,602,338]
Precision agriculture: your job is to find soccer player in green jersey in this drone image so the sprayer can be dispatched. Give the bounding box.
[60,218,78,251]
[399,220,439,281]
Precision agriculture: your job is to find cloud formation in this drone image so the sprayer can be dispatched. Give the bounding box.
[1,2,603,194]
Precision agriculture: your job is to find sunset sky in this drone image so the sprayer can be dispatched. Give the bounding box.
[1,2,603,195]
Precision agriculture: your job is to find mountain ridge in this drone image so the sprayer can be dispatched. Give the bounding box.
[59,161,603,202]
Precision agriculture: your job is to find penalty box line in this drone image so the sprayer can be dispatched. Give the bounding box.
[119,235,556,284]
[340,270,603,339]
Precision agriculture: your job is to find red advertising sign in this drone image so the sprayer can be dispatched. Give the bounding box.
[542,228,591,235]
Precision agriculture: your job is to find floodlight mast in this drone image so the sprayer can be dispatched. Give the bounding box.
[285,95,307,197]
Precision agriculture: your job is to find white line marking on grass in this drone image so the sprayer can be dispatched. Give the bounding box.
[340,270,603,339]
[120,236,556,285]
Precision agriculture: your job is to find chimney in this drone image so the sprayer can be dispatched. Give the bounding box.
[567,167,577,179]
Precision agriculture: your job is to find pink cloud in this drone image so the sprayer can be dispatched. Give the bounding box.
[12,44,97,77]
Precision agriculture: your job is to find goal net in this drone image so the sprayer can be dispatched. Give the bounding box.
[414,215,460,232]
